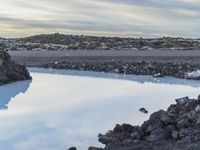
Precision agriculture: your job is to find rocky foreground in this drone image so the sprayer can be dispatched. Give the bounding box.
[0,50,31,85]
[1,33,200,51]
[86,95,200,150]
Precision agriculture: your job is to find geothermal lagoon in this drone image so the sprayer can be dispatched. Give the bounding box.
[0,68,200,150]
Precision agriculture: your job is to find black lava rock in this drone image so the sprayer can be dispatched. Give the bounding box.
[92,95,200,150]
[0,50,31,85]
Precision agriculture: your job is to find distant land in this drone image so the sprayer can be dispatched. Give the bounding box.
[1,33,200,51]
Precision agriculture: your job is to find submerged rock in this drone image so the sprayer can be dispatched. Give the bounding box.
[139,108,148,114]
[91,95,200,150]
[0,50,31,85]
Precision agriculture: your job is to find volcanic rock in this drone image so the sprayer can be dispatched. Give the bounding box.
[92,95,200,150]
[0,50,31,85]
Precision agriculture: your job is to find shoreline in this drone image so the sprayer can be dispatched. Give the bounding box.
[40,61,200,80]
[6,50,200,149]
[9,50,200,80]
[87,95,200,150]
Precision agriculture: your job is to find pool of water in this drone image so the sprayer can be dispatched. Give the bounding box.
[0,68,200,150]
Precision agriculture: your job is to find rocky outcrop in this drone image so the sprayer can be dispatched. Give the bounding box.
[90,95,200,150]
[0,50,31,85]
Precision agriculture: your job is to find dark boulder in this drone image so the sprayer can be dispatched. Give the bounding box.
[0,50,31,85]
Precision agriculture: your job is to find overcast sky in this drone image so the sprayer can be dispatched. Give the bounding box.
[0,0,200,38]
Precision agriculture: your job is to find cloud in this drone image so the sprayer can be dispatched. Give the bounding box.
[0,0,200,37]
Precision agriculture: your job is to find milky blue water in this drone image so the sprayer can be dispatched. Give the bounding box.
[0,68,200,150]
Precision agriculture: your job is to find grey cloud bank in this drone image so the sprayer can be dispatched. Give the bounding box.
[0,0,200,38]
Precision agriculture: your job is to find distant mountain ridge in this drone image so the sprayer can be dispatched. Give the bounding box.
[1,33,200,51]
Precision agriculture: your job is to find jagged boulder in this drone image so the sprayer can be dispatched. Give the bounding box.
[0,50,31,85]
[92,95,200,150]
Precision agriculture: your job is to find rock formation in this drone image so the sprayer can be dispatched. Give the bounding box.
[90,95,200,150]
[43,61,200,80]
[0,49,31,85]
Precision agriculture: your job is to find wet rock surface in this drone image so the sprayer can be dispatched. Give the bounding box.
[42,61,200,80]
[0,50,31,85]
[90,95,200,150]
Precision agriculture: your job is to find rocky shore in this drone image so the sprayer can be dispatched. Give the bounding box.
[43,61,200,80]
[0,50,31,85]
[86,95,200,150]
[1,34,200,51]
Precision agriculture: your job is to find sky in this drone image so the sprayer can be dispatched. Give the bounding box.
[0,0,200,38]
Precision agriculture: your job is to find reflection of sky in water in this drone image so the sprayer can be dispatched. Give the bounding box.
[0,81,31,110]
[0,68,200,150]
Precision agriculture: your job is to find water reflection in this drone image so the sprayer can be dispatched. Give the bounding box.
[0,80,31,110]
[0,68,199,150]
[29,67,200,88]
